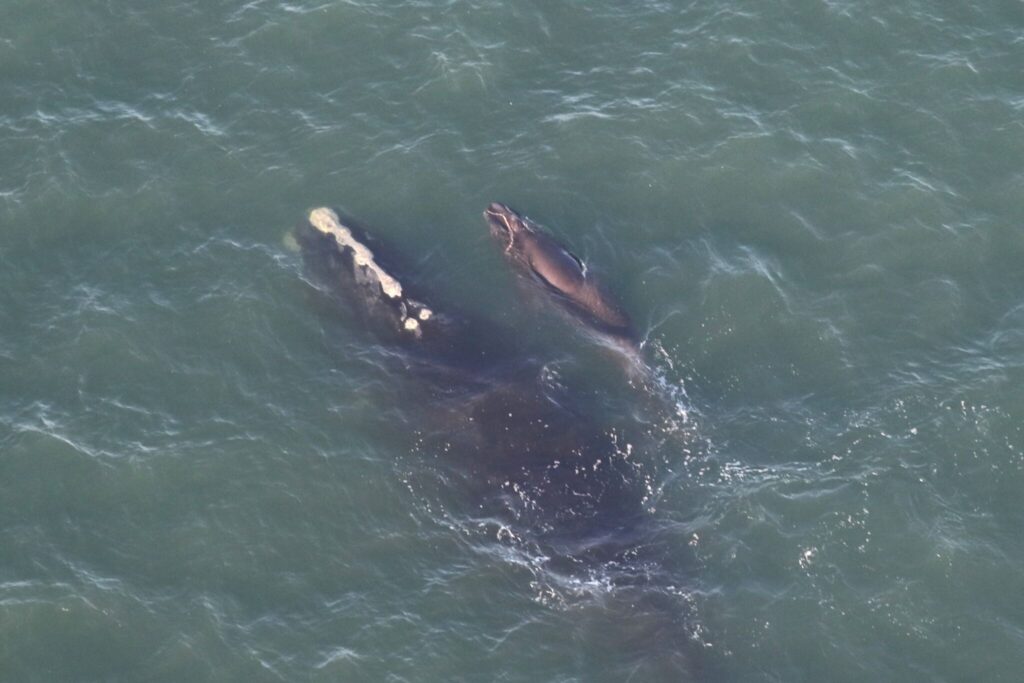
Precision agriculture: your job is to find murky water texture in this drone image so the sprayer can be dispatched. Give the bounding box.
[2,1,1024,681]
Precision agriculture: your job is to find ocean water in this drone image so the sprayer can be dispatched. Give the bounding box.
[3,0,1024,680]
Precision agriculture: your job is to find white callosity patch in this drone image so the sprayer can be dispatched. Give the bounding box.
[308,207,433,337]
[400,300,433,338]
[308,207,403,299]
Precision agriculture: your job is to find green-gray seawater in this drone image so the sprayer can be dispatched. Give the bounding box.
[3,1,1024,681]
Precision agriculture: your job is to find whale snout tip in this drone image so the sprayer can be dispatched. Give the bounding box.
[484,202,509,219]
[484,202,515,242]
[485,202,534,253]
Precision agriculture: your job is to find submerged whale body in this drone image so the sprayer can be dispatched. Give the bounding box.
[483,202,637,350]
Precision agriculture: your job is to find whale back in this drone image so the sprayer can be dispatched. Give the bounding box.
[523,231,586,294]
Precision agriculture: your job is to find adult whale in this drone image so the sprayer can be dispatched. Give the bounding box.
[294,205,695,679]
[484,202,638,352]
[295,204,652,559]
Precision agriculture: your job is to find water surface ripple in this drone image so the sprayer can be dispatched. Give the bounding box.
[2,0,1024,680]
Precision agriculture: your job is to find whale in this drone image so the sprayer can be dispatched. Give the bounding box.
[483,202,637,350]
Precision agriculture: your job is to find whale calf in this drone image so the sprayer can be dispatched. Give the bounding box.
[483,202,637,350]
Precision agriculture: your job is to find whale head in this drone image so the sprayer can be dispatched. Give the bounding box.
[484,202,534,253]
